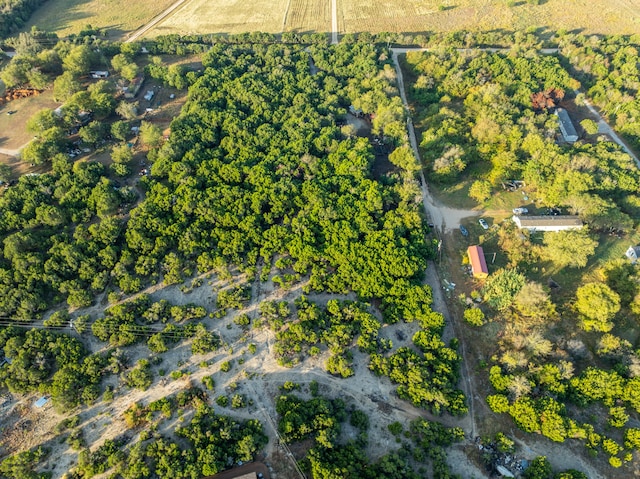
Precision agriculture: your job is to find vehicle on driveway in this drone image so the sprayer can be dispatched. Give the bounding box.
[479,219,489,230]
[459,225,469,236]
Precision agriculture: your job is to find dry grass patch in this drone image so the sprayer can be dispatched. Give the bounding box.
[339,0,640,35]
[0,90,60,150]
[284,0,331,33]
[150,0,290,37]
[22,0,177,39]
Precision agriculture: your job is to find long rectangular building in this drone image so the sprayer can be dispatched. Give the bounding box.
[512,215,583,232]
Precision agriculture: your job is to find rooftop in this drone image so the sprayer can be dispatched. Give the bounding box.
[513,215,583,227]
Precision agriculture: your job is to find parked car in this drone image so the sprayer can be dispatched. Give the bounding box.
[459,225,469,236]
[478,218,489,230]
[512,207,529,214]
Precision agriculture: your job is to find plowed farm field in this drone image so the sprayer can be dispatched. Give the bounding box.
[284,0,332,33]
[338,0,640,35]
[147,0,640,38]
[150,0,290,36]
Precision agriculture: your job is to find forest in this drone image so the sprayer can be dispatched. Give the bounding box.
[0,34,473,478]
[0,0,48,40]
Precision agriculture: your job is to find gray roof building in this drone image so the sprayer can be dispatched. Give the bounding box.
[512,215,583,232]
[625,246,640,264]
[556,108,579,143]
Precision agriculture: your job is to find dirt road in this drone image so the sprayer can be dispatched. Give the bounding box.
[390,47,478,439]
[578,91,640,167]
[391,48,479,233]
[0,147,21,156]
[125,0,190,43]
[330,0,338,44]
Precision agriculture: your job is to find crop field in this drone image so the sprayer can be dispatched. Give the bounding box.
[150,0,290,37]
[18,0,640,39]
[22,0,176,39]
[284,0,331,33]
[339,0,640,35]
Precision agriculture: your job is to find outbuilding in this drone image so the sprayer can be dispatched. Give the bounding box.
[467,245,488,279]
[512,215,583,232]
[625,245,640,264]
[90,71,109,79]
[556,108,579,143]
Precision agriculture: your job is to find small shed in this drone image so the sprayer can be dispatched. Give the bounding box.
[34,396,49,408]
[625,246,640,264]
[90,71,109,79]
[556,108,579,143]
[348,105,363,117]
[467,245,488,279]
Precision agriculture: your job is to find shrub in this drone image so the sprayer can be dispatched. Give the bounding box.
[463,307,485,326]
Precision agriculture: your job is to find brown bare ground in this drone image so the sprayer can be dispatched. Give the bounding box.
[0,90,60,151]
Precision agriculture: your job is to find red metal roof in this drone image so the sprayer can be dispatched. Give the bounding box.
[467,245,488,278]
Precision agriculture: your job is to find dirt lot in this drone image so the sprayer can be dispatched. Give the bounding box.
[0,91,60,152]
[0,259,486,478]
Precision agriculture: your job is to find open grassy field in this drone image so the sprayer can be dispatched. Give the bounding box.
[0,91,60,150]
[150,0,290,37]
[22,0,176,39]
[339,0,640,35]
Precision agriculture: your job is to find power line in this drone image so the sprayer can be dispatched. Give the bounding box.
[0,317,206,341]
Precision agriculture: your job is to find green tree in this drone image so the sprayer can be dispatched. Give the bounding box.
[140,121,162,148]
[63,45,92,76]
[575,282,620,332]
[388,146,421,173]
[124,359,153,390]
[111,143,133,165]
[111,120,130,141]
[79,121,108,147]
[469,179,492,203]
[524,456,552,479]
[542,230,597,268]
[580,118,598,135]
[482,268,526,311]
[53,71,82,102]
[463,307,485,326]
[116,101,139,120]
[0,163,12,183]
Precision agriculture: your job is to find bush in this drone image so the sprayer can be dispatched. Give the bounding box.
[463,307,485,326]
[202,376,215,391]
[124,360,153,390]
